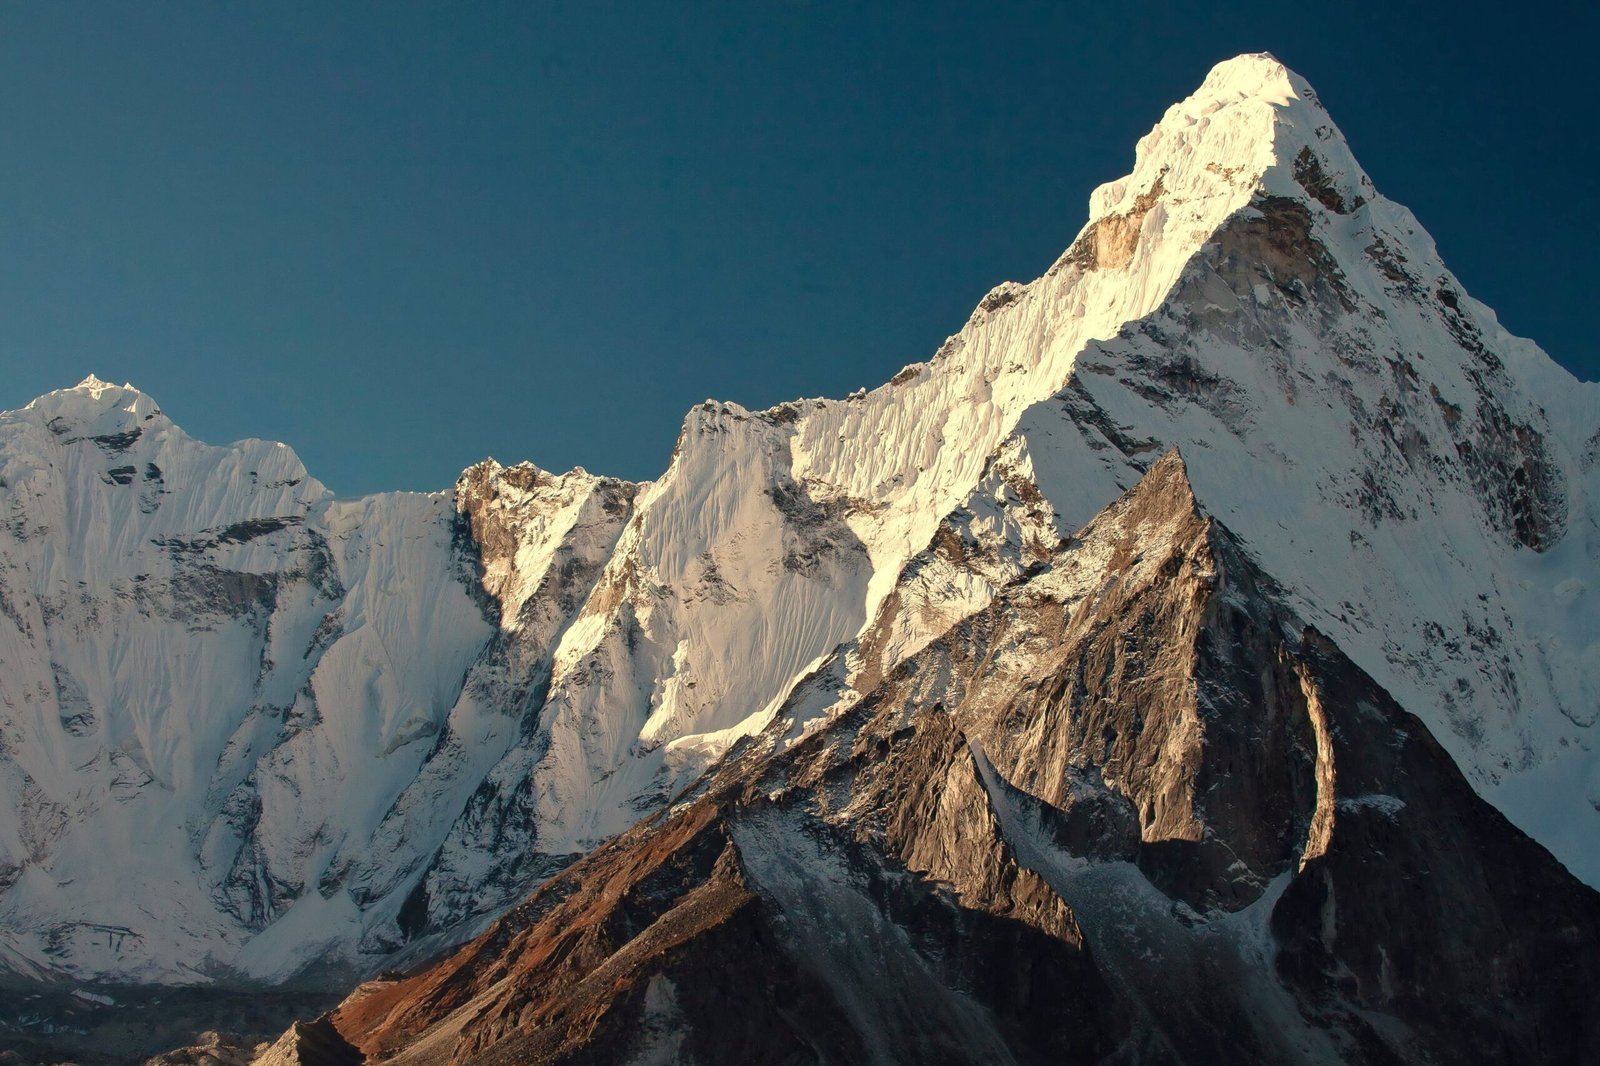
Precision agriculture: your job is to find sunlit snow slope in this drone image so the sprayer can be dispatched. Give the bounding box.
[0,53,1593,986]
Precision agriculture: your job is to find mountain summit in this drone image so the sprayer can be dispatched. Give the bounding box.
[1,55,1596,1063]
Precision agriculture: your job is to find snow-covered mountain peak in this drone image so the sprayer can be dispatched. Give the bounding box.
[3,376,327,524]
[1194,50,1298,102]
[1087,54,1369,246]
[16,374,167,442]
[72,373,117,392]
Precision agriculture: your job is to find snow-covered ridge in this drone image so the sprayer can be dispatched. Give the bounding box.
[0,53,1595,987]
[0,376,631,982]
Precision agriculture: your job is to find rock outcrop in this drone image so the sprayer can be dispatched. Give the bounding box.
[307,456,1600,1064]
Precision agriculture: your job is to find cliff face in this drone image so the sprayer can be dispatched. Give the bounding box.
[315,454,1600,1065]
[0,55,1595,1062]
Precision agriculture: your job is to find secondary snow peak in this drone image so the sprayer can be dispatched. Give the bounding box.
[20,374,166,441]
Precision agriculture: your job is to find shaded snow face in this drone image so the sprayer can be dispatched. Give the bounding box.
[0,383,635,983]
[0,53,1596,988]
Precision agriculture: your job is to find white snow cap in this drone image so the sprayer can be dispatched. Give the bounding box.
[1198,51,1301,105]
[73,373,120,393]
[1086,52,1369,228]
[21,374,163,437]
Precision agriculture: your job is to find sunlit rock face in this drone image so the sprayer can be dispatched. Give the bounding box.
[0,55,1596,1065]
[310,453,1600,1065]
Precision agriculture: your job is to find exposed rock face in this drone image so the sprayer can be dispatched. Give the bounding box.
[251,1018,362,1066]
[306,455,1600,1064]
[141,1030,262,1066]
[1271,631,1600,1062]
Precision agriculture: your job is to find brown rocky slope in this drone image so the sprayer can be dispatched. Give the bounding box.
[272,452,1600,1064]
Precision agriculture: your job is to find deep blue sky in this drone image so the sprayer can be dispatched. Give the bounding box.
[2,3,1595,494]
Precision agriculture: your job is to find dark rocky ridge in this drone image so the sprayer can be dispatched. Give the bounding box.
[0,983,337,1066]
[296,454,1600,1064]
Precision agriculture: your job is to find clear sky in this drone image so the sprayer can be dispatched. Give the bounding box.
[2,2,1595,495]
